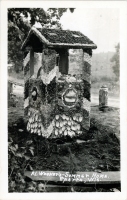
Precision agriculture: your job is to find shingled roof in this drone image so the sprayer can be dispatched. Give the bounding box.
[21,27,97,50]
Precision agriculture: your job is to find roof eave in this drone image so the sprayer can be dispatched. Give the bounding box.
[21,27,50,50]
[21,27,97,50]
[48,43,97,49]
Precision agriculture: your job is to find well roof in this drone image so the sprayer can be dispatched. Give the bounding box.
[21,27,97,50]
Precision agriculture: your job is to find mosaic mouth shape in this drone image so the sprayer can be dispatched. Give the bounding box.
[62,88,77,107]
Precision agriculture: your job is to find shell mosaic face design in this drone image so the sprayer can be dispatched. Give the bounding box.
[62,87,77,107]
[24,50,92,138]
[57,75,84,111]
[25,75,84,138]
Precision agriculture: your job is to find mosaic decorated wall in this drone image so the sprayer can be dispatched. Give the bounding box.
[82,49,92,130]
[24,48,92,138]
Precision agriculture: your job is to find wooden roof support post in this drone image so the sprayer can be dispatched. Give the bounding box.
[58,48,69,75]
[30,48,34,77]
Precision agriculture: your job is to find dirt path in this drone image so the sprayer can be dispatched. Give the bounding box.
[91,94,120,108]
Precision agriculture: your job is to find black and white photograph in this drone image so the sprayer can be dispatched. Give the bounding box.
[0,1,127,199]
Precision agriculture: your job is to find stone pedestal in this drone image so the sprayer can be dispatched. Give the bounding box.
[99,85,108,110]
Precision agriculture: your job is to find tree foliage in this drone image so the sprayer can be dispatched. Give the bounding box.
[110,43,120,80]
[8,8,75,73]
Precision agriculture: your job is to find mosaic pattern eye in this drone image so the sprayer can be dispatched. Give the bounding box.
[32,87,37,101]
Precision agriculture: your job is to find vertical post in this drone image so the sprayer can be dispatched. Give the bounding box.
[99,85,108,110]
[30,48,34,76]
[24,49,31,116]
[8,82,13,100]
[26,48,58,138]
[58,49,69,74]
[34,52,42,78]
[69,49,83,75]
[82,49,92,131]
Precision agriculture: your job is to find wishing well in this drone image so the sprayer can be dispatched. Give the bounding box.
[21,27,97,138]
